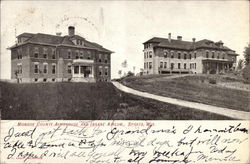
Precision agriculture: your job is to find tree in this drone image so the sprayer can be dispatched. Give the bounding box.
[243,44,250,65]
[237,59,244,70]
[242,44,250,83]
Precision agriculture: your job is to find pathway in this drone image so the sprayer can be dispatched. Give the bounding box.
[112,81,250,120]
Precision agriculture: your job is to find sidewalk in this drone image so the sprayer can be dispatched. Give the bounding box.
[112,81,250,120]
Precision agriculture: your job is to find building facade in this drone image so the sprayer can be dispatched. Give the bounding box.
[9,26,113,83]
[143,33,238,75]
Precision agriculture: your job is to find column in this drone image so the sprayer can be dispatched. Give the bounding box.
[216,62,219,74]
[89,66,94,78]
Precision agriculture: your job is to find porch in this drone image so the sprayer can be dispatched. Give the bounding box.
[71,59,95,82]
[202,59,234,74]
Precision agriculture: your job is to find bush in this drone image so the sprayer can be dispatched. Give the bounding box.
[209,78,217,84]
[242,64,250,83]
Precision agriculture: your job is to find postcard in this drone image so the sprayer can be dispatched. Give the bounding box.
[0,1,249,163]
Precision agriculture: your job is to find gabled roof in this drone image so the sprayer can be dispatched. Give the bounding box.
[17,33,35,38]
[11,32,113,53]
[144,37,231,51]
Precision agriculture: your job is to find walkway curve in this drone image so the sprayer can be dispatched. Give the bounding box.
[112,81,250,120]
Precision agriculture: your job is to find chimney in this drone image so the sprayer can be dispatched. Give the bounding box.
[177,36,182,41]
[56,32,62,36]
[68,26,75,36]
[192,38,196,43]
[168,33,171,42]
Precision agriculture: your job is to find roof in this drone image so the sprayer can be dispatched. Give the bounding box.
[11,33,113,53]
[144,37,232,51]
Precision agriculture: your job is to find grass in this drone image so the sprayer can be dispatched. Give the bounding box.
[0,81,232,120]
[120,74,250,112]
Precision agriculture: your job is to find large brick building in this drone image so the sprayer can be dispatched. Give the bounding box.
[143,33,238,75]
[9,26,113,82]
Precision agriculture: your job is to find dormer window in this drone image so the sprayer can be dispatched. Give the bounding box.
[18,38,21,43]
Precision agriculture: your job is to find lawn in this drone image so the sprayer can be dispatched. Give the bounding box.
[120,74,250,112]
[0,81,232,120]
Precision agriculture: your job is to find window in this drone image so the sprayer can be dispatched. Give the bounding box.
[87,54,91,59]
[171,63,174,70]
[17,64,22,74]
[178,53,181,59]
[52,49,56,59]
[144,63,146,69]
[34,52,39,58]
[149,62,152,69]
[189,54,192,59]
[74,66,79,74]
[160,62,163,68]
[223,53,225,59]
[43,63,48,74]
[34,63,39,74]
[195,63,196,69]
[43,78,47,82]
[184,54,187,60]
[99,66,102,75]
[104,55,108,63]
[43,48,48,59]
[164,52,168,58]
[184,63,187,69]
[76,52,79,59]
[178,63,181,69]
[99,54,102,62]
[52,79,55,82]
[194,52,197,59]
[17,49,22,59]
[171,52,174,58]
[80,52,84,59]
[217,52,220,59]
[212,52,215,58]
[144,52,146,59]
[80,66,84,74]
[68,64,72,74]
[149,52,152,58]
[105,67,108,75]
[164,62,167,68]
[206,51,209,58]
[190,63,192,69]
[34,47,39,58]
[52,64,56,74]
[34,78,38,82]
[68,51,71,59]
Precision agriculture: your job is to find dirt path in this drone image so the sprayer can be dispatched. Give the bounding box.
[112,81,250,120]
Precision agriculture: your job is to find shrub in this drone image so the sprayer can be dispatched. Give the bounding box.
[209,78,217,84]
[242,64,250,84]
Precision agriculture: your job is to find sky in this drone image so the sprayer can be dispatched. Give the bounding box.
[0,0,249,79]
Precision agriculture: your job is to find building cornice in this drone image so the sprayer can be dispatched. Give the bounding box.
[8,42,113,54]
